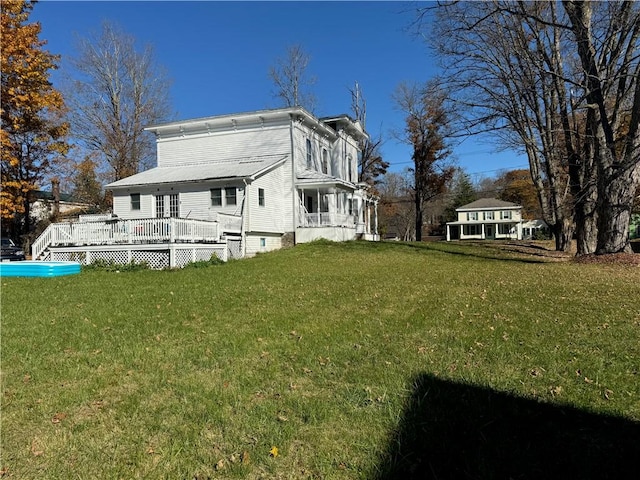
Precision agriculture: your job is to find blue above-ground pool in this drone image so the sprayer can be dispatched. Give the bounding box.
[0,261,81,278]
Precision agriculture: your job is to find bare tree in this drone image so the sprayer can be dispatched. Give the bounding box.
[349,82,388,186]
[66,21,172,181]
[378,170,415,241]
[419,0,639,254]
[269,44,317,112]
[393,81,455,241]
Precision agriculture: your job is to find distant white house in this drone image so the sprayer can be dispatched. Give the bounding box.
[31,107,379,266]
[30,189,93,222]
[446,199,523,241]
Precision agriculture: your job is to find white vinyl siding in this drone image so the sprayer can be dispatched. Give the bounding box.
[245,168,284,234]
[156,127,290,168]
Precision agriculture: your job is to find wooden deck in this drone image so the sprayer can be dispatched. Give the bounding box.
[32,215,242,261]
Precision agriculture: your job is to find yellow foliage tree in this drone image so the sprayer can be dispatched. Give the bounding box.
[1,0,70,237]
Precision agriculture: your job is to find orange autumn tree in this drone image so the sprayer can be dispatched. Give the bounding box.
[1,0,69,238]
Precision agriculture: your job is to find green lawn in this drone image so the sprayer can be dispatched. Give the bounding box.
[2,241,639,479]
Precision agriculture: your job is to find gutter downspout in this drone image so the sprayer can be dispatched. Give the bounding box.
[290,114,297,243]
[241,178,250,257]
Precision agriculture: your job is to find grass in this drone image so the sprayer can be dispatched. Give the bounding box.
[1,240,639,478]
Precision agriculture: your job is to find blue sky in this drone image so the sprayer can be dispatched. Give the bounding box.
[32,0,528,181]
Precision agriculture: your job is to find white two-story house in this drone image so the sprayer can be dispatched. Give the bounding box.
[446,198,523,241]
[32,107,379,266]
[106,107,378,256]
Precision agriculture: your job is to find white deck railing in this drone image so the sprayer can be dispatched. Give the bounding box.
[32,217,228,260]
[215,212,243,234]
[300,212,355,228]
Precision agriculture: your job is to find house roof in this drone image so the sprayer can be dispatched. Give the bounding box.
[296,169,356,190]
[106,154,287,189]
[145,107,368,142]
[457,198,521,211]
[32,190,75,203]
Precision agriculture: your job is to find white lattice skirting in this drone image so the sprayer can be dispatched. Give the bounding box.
[47,243,232,269]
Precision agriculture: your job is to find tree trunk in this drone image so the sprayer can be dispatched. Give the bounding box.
[573,181,598,255]
[596,164,640,254]
[552,218,574,252]
[415,192,423,242]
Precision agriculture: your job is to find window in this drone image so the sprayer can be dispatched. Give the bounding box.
[321,194,329,212]
[260,238,266,248]
[484,211,494,220]
[499,224,512,235]
[211,188,222,206]
[169,194,179,218]
[155,195,165,218]
[321,148,329,174]
[130,193,140,210]
[464,224,482,235]
[467,212,478,221]
[225,187,237,206]
[347,154,353,182]
[306,139,312,169]
[258,188,265,206]
[501,210,512,219]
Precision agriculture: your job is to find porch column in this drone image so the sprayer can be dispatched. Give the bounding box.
[481,223,485,239]
[366,201,371,234]
[316,189,321,226]
[446,224,451,241]
[374,201,378,235]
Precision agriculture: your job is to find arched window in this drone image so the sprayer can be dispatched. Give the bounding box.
[306,139,312,169]
[321,148,329,174]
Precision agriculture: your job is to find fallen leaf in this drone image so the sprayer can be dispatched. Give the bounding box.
[51,412,66,424]
[215,459,225,470]
[241,450,250,464]
[269,446,279,457]
[603,389,613,400]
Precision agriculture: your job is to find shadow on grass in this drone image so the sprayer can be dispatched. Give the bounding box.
[375,373,640,479]
[398,241,554,264]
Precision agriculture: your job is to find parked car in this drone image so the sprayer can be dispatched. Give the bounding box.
[1,237,26,261]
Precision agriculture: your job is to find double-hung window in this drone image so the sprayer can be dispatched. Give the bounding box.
[467,212,478,221]
[225,187,237,206]
[322,148,329,174]
[211,188,222,206]
[484,211,494,220]
[501,210,512,220]
[258,188,265,206]
[306,139,313,169]
[130,193,141,211]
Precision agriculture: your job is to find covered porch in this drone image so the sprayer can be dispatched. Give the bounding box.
[295,173,379,242]
[446,221,523,241]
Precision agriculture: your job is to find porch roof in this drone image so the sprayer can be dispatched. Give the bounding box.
[447,219,520,226]
[296,170,356,190]
[106,155,287,189]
